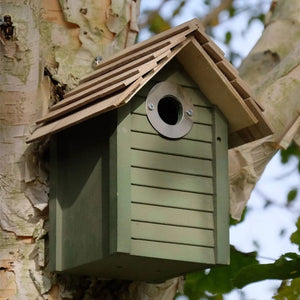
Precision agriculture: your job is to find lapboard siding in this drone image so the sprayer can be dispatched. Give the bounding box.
[129,72,216,263]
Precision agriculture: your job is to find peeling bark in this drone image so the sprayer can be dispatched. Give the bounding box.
[230,0,300,219]
[0,0,142,298]
[2,0,300,298]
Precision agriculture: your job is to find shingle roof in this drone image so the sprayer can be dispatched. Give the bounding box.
[27,18,272,147]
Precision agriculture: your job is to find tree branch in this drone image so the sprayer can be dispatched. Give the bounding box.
[201,0,235,27]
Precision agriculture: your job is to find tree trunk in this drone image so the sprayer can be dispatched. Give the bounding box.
[1,0,300,299]
[229,0,300,220]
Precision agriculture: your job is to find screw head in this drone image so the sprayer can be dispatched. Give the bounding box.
[148,103,154,111]
[186,109,193,117]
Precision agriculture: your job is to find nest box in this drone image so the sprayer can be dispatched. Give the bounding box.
[28,19,272,282]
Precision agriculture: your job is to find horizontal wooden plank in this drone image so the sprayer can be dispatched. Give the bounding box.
[53,69,140,110]
[80,18,200,82]
[28,43,189,142]
[192,107,213,124]
[131,97,213,125]
[113,40,191,109]
[130,239,215,263]
[131,149,213,176]
[131,203,214,229]
[27,82,138,143]
[131,167,213,194]
[131,222,214,247]
[135,83,212,108]
[78,42,173,88]
[131,114,212,142]
[36,74,141,125]
[79,40,171,83]
[131,131,213,159]
[80,32,187,84]
[131,185,214,211]
[66,54,162,98]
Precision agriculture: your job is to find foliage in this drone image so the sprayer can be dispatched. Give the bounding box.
[273,278,300,300]
[281,143,300,172]
[291,217,300,252]
[140,0,270,65]
[179,142,300,299]
[233,253,300,288]
[184,246,258,300]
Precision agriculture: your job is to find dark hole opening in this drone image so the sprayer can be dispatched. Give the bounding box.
[157,96,182,125]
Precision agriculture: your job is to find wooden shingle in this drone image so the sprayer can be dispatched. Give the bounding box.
[27,18,272,147]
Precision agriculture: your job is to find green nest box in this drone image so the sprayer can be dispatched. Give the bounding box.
[28,19,272,282]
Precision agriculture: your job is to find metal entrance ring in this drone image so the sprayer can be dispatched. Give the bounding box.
[146,81,194,139]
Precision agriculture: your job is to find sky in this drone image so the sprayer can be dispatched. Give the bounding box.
[139,1,300,299]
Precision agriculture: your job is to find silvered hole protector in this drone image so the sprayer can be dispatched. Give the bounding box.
[146,81,194,139]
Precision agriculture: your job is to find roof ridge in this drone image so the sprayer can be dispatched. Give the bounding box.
[80,19,201,83]
[27,19,273,146]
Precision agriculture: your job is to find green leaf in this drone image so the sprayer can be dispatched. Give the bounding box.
[283,252,300,260]
[148,14,171,34]
[228,6,236,18]
[280,143,300,164]
[172,1,186,18]
[291,217,300,250]
[273,278,300,300]
[224,31,232,45]
[184,246,258,299]
[233,254,300,288]
[247,14,265,26]
[287,189,298,204]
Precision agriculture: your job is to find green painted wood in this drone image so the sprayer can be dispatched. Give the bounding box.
[151,59,198,88]
[49,137,59,271]
[136,81,156,98]
[213,107,230,264]
[65,250,213,282]
[131,185,214,211]
[130,95,145,115]
[108,112,118,255]
[131,239,215,263]
[137,83,212,108]
[192,107,213,125]
[184,86,212,107]
[131,132,213,159]
[131,149,213,177]
[49,58,231,279]
[131,114,213,142]
[131,222,214,246]
[53,115,112,271]
[131,168,213,194]
[131,203,214,229]
[116,105,132,253]
[132,98,213,126]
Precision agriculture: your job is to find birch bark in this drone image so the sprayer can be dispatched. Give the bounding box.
[229,0,300,219]
[1,0,300,299]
